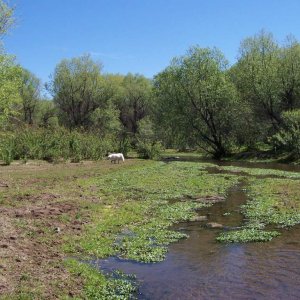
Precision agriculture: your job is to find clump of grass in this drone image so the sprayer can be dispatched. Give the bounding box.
[218,165,300,179]
[216,228,280,243]
[72,162,238,262]
[245,177,300,228]
[66,259,138,299]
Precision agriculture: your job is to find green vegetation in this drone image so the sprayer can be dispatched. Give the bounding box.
[2,11,300,162]
[215,165,300,243]
[66,259,138,300]
[217,165,300,178]
[217,228,280,243]
[67,161,239,262]
[0,127,113,164]
[1,2,300,298]
[245,177,300,227]
[1,156,300,297]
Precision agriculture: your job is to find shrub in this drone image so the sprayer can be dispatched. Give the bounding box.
[0,127,117,163]
[0,135,14,165]
[271,109,300,157]
[136,140,163,159]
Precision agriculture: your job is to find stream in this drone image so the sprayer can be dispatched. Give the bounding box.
[89,161,300,299]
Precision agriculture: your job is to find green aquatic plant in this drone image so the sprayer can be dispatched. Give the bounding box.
[216,228,280,243]
[66,259,138,299]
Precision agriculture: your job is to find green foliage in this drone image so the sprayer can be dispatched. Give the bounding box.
[0,0,15,37]
[136,140,163,159]
[245,177,300,227]
[0,127,114,163]
[0,133,14,165]
[90,103,121,138]
[19,68,41,125]
[271,109,300,157]
[35,100,58,128]
[154,46,238,158]
[0,54,22,128]
[66,259,138,299]
[217,228,280,243]
[113,73,153,135]
[135,117,163,159]
[49,54,108,129]
[73,161,239,263]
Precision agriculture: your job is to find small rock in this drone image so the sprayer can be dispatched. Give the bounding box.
[206,222,223,229]
[54,227,61,233]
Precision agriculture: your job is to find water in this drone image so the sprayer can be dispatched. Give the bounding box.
[90,162,300,299]
[163,155,300,172]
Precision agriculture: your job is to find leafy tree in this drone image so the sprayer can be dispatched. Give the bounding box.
[233,31,281,130]
[48,54,108,129]
[35,99,58,128]
[154,46,238,158]
[0,0,14,38]
[271,109,300,157]
[115,73,153,135]
[20,69,41,124]
[136,116,163,159]
[90,103,121,138]
[0,54,22,127]
[278,36,300,110]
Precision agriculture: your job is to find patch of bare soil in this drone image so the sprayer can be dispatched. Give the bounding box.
[0,159,138,298]
[0,199,84,298]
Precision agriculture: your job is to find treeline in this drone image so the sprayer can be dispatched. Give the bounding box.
[1,1,300,162]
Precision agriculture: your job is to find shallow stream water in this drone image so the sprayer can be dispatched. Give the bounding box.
[90,161,300,299]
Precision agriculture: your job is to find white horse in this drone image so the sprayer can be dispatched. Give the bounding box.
[107,153,125,164]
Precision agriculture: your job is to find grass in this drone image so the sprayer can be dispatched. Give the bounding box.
[67,161,239,262]
[217,165,300,179]
[216,228,280,243]
[1,158,300,298]
[244,177,300,228]
[215,165,300,244]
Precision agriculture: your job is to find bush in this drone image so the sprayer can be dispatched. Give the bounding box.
[136,140,163,159]
[135,117,163,159]
[271,109,300,157]
[0,134,14,165]
[0,127,116,163]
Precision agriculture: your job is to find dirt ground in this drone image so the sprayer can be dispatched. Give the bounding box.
[0,159,135,299]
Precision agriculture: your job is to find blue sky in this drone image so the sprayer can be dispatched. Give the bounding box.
[4,0,300,85]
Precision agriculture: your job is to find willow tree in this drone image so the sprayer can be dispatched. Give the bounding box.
[49,55,107,129]
[20,69,41,125]
[0,54,22,127]
[154,46,238,158]
[114,73,153,135]
[232,31,281,130]
[279,37,300,110]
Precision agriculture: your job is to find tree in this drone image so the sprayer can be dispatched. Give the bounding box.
[278,36,300,110]
[0,54,22,127]
[90,103,121,138]
[0,0,14,38]
[154,46,238,158]
[48,54,107,129]
[115,73,153,135]
[35,100,58,128]
[20,69,41,125]
[233,31,281,130]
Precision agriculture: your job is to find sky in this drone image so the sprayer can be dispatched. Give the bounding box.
[4,0,300,86]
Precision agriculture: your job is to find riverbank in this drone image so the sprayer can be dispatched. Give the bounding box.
[0,158,299,299]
